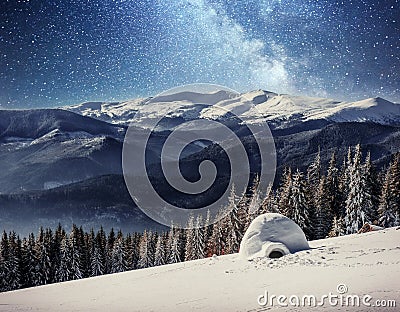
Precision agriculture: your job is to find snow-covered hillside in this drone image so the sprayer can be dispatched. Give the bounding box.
[66,90,400,127]
[1,227,399,311]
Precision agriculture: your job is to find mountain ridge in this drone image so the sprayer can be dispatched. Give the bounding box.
[65,90,400,127]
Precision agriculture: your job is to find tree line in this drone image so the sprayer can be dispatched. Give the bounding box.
[0,145,399,292]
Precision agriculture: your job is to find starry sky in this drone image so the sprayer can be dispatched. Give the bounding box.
[0,0,399,108]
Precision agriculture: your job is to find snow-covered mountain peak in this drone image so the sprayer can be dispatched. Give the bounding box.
[64,90,400,127]
[150,89,238,105]
[307,96,400,124]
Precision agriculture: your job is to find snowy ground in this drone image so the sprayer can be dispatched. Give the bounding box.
[1,228,399,311]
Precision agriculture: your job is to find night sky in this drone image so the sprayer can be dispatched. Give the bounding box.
[0,0,399,108]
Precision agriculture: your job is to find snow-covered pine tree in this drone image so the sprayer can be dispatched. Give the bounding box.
[0,232,10,292]
[193,215,205,259]
[289,169,313,239]
[69,228,83,280]
[203,210,213,250]
[278,167,292,217]
[168,226,181,264]
[392,153,400,213]
[340,147,353,207]
[326,152,343,218]
[184,215,195,261]
[147,231,156,266]
[124,234,134,270]
[111,236,127,273]
[225,220,240,254]
[378,152,400,227]
[226,185,243,253]
[131,232,141,269]
[21,233,38,288]
[7,232,21,291]
[306,149,321,235]
[207,211,226,256]
[55,235,72,282]
[314,176,333,239]
[52,224,65,282]
[90,241,104,276]
[35,227,52,285]
[96,227,107,271]
[137,230,152,269]
[259,183,279,214]
[105,228,115,274]
[364,152,380,223]
[87,229,95,275]
[328,215,345,237]
[307,147,322,189]
[154,235,166,266]
[345,144,373,234]
[244,175,263,230]
[81,227,90,277]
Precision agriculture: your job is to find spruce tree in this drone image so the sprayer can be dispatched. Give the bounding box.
[69,228,83,280]
[0,232,10,291]
[36,227,52,285]
[90,231,105,277]
[329,216,345,237]
[184,215,195,261]
[207,212,226,256]
[52,224,65,282]
[244,175,263,230]
[131,232,141,269]
[345,144,373,233]
[167,226,181,264]
[226,186,242,253]
[124,234,134,270]
[21,233,38,288]
[154,235,166,266]
[306,149,321,235]
[340,147,353,208]
[279,167,293,217]
[289,169,313,239]
[203,210,213,252]
[55,235,72,282]
[307,148,322,190]
[96,227,107,272]
[193,215,205,259]
[111,236,127,273]
[364,152,380,223]
[106,228,116,274]
[326,152,343,218]
[7,232,21,290]
[314,176,333,239]
[147,231,156,266]
[137,231,152,269]
[378,153,400,227]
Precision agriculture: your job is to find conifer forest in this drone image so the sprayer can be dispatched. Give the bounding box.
[1,145,399,292]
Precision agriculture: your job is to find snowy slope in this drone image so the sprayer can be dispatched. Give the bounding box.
[65,90,400,127]
[1,227,399,311]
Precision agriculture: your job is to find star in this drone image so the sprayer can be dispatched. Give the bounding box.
[0,0,398,108]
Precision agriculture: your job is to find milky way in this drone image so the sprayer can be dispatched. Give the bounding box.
[0,0,399,107]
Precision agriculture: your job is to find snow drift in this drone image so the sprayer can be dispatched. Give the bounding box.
[1,227,399,312]
[239,213,309,260]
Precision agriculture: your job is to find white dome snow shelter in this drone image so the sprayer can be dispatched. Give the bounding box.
[240,213,309,260]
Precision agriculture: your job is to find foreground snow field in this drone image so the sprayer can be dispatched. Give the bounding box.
[1,228,399,312]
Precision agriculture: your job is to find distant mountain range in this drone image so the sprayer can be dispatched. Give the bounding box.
[67,90,400,127]
[0,90,399,235]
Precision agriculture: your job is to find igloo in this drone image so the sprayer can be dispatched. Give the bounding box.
[239,213,309,260]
